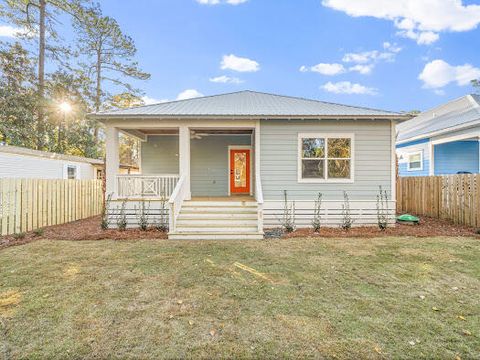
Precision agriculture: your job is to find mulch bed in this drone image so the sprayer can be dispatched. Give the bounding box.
[1,215,479,250]
[0,216,167,250]
[282,216,480,239]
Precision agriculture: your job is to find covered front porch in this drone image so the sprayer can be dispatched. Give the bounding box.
[104,120,263,237]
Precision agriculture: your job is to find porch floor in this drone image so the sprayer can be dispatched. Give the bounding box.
[191,196,255,202]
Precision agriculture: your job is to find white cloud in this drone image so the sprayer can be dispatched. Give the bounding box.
[221,54,260,72]
[322,0,480,44]
[419,59,480,89]
[176,89,204,100]
[300,63,346,75]
[342,49,396,64]
[209,75,244,84]
[196,0,247,5]
[321,81,377,95]
[142,96,168,105]
[349,64,374,74]
[0,25,23,38]
[301,42,400,76]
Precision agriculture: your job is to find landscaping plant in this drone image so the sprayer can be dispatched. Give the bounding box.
[341,191,354,231]
[135,201,150,231]
[376,185,389,231]
[281,190,296,233]
[33,228,44,237]
[116,198,128,231]
[311,192,323,232]
[101,193,113,230]
[155,197,169,232]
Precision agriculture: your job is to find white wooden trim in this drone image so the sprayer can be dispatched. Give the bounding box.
[297,133,355,184]
[431,132,480,145]
[105,126,119,198]
[429,142,435,176]
[227,145,253,196]
[107,119,258,129]
[391,120,396,203]
[179,126,191,200]
[407,150,423,171]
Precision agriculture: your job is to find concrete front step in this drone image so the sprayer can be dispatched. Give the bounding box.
[177,213,258,220]
[174,226,259,233]
[168,200,261,240]
[176,219,258,227]
[168,232,264,241]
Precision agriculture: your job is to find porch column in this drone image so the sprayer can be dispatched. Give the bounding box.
[105,125,119,198]
[179,125,191,200]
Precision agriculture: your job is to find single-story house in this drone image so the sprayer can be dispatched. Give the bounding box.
[396,94,480,176]
[0,145,137,180]
[90,90,406,240]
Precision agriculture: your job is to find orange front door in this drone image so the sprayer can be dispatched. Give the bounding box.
[230,149,250,194]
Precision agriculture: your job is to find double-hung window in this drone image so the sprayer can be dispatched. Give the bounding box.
[298,133,354,183]
[407,151,423,171]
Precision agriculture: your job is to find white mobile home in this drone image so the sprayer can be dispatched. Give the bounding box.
[0,145,105,180]
[90,91,407,239]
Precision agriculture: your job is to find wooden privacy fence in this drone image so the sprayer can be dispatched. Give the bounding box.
[397,175,480,228]
[0,179,103,236]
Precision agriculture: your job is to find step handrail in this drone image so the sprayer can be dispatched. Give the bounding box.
[255,175,264,233]
[168,174,187,232]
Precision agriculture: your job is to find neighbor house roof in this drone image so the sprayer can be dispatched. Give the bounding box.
[397,94,480,144]
[0,145,104,165]
[90,90,404,119]
[0,145,139,170]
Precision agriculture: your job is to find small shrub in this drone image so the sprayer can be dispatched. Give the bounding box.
[33,228,44,237]
[13,232,26,240]
[312,192,323,232]
[376,185,389,231]
[155,197,169,232]
[341,191,354,231]
[116,198,128,231]
[135,201,150,231]
[101,193,113,230]
[281,190,296,233]
[476,228,480,235]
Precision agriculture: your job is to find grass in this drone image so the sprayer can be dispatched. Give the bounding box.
[0,237,479,359]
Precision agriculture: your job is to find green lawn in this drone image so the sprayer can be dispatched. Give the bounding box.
[0,237,479,359]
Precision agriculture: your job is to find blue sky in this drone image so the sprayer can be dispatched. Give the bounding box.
[2,0,480,112]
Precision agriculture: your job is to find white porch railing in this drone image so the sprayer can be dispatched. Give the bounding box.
[168,174,188,232]
[255,175,264,233]
[117,174,179,199]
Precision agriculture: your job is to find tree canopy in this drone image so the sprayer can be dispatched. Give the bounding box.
[0,0,150,164]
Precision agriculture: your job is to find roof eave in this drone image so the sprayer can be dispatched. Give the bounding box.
[89,113,409,122]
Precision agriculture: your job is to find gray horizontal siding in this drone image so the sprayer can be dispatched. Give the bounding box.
[260,119,393,201]
[191,135,251,196]
[141,136,179,174]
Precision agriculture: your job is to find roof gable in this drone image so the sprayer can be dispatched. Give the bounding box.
[92,90,401,118]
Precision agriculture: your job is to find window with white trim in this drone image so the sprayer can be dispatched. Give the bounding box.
[407,151,423,171]
[66,165,77,179]
[298,134,354,182]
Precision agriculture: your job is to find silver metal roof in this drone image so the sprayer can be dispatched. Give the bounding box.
[397,94,480,143]
[91,90,402,118]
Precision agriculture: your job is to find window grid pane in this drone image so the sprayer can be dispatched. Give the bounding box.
[300,136,352,180]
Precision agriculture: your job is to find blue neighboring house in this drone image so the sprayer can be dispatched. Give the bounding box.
[396,94,480,177]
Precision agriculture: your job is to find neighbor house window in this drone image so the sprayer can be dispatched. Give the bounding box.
[66,165,77,179]
[407,151,423,171]
[298,133,354,182]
